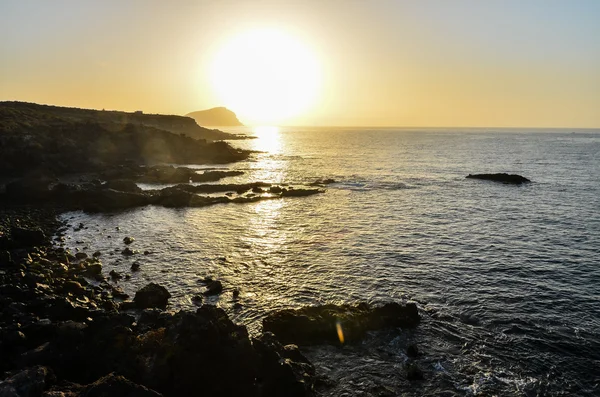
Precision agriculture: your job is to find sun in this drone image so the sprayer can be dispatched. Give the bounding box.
[210,29,322,125]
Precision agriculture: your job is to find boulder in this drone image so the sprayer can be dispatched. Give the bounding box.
[121,247,136,256]
[5,178,52,201]
[0,366,52,397]
[123,237,135,245]
[406,343,419,358]
[262,302,420,345]
[79,189,150,212]
[136,307,257,396]
[253,332,316,396]
[405,362,424,381]
[10,227,46,247]
[466,173,531,184]
[62,281,86,296]
[83,373,162,397]
[203,280,223,296]
[133,283,171,309]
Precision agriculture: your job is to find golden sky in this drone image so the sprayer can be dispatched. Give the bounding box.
[1,0,599,127]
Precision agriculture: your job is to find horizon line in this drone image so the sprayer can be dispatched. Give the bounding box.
[2,100,599,130]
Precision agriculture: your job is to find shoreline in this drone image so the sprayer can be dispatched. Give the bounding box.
[0,196,422,396]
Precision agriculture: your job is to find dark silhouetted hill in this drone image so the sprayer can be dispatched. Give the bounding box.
[0,102,250,176]
[186,107,243,126]
[0,101,239,141]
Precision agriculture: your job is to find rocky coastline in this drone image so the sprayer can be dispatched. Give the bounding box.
[1,103,424,396]
[0,205,422,396]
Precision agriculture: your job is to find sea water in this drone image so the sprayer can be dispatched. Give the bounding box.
[59,127,600,395]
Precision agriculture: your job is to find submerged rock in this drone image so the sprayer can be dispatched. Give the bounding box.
[309,178,336,186]
[263,302,420,345]
[405,362,424,381]
[406,343,419,358]
[134,283,171,309]
[121,247,136,256]
[203,280,223,296]
[281,188,323,197]
[466,173,531,184]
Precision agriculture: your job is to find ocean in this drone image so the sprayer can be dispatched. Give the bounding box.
[58,127,600,395]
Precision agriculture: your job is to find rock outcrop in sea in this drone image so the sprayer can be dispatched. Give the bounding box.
[466,173,531,184]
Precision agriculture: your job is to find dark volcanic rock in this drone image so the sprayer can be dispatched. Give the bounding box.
[0,366,53,397]
[203,280,223,296]
[103,180,142,193]
[405,362,424,381]
[253,332,316,396]
[10,226,47,247]
[83,373,163,397]
[309,178,336,186]
[466,173,531,184]
[133,283,171,309]
[4,178,53,202]
[136,307,257,396]
[281,188,323,197]
[406,343,419,358]
[121,247,136,256]
[263,302,420,345]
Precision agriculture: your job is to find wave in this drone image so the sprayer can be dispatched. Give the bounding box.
[334,179,415,191]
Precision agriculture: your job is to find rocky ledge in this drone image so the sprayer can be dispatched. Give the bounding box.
[466,173,531,185]
[263,303,420,345]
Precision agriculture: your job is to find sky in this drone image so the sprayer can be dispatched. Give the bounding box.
[1,0,599,127]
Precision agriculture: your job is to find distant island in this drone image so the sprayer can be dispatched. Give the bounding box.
[186,107,243,127]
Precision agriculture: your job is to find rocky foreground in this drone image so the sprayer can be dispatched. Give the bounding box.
[0,209,422,396]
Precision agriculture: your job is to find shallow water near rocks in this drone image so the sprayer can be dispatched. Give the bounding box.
[58,127,600,395]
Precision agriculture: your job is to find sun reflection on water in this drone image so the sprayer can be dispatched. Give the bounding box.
[250,126,287,183]
[253,126,281,154]
[247,199,286,253]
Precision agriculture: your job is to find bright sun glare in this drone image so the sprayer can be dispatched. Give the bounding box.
[210,29,321,125]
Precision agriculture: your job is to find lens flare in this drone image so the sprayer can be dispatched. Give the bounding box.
[336,320,345,344]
